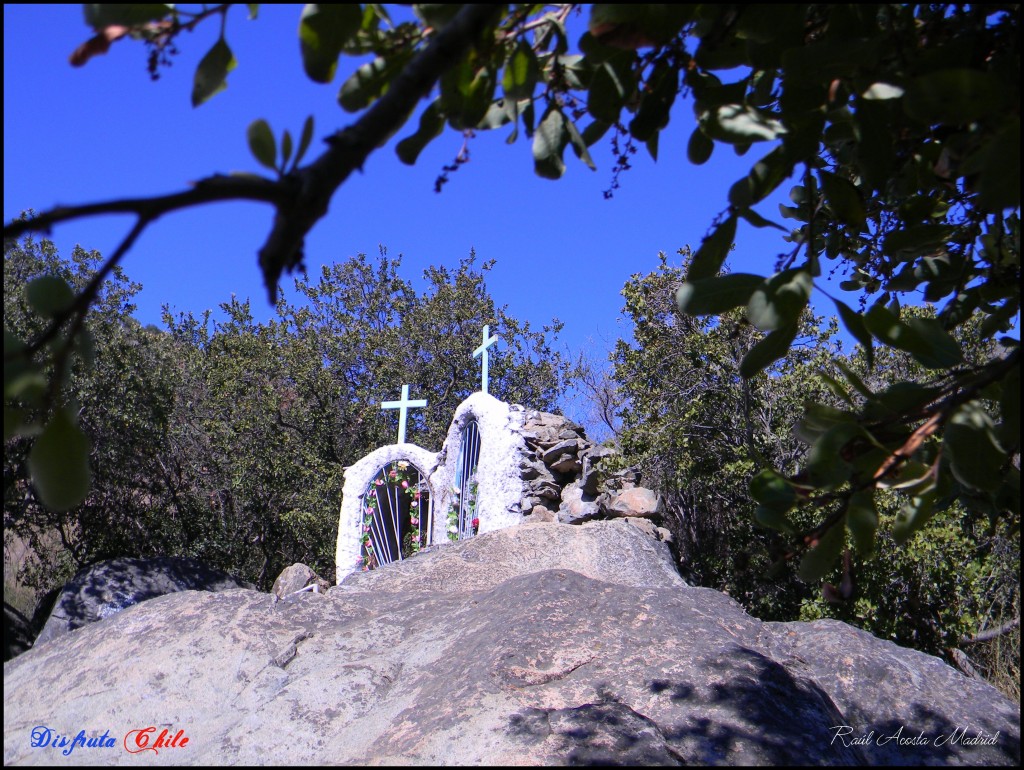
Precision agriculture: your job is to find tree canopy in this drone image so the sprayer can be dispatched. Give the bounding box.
[3,4,1020,584]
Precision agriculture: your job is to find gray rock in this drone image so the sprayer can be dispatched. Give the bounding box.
[558,482,601,524]
[33,556,254,646]
[523,505,558,523]
[602,466,641,492]
[271,564,330,599]
[542,439,581,466]
[580,445,615,495]
[3,603,33,661]
[600,486,665,519]
[3,522,1018,766]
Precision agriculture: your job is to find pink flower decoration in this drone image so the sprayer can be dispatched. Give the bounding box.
[410,517,419,527]
[375,479,384,486]
[472,517,480,530]
[401,480,409,488]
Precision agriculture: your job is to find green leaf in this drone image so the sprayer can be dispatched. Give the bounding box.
[846,489,878,555]
[861,82,904,100]
[280,129,293,168]
[502,40,539,101]
[26,275,75,318]
[974,117,1021,213]
[299,3,363,83]
[998,360,1020,451]
[564,117,597,170]
[396,100,444,165]
[806,422,864,489]
[832,299,873,367]
[893,489,938,545]
[247,119,278,172]
[738,208,787,231]
[581,120,611,147]
[84,4,171,29]
[192,37,236,107]
[798,520,846,584]
[943,401,1007,493]
[699,104,786,144]
[687,127,713,165]
[74,327,96,369]
[747,269,812,332]
[629,61,678,142]
[587,54,633,124]
[293,115,315,169]
[795,401,857,445]
[339,55,405,113]
[819,171,865,228]
[863,304,964,369]
[440,59,496,130]
[532,105,568,180]
[28,408,92,512]
[686,216,737,281]
[882,225,958,260]
[676,273,765,316]
[750,469,796,512]
[739,322,798,379]
[728,146,792,209]
[903,69,1012,125]
[754,505,795,534]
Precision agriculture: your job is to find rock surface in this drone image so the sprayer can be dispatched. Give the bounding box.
[3,602,34,661]
[33,556,255,646]
[4,521,1019,766]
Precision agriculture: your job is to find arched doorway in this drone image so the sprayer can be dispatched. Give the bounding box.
[359,460,432,570]
[448,419,481,542]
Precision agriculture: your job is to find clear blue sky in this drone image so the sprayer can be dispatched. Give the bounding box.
[5,5,851,402]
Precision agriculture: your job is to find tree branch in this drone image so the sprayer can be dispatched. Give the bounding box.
[960,616,1020,645]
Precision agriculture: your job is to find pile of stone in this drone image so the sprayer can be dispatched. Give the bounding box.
[517,410,672,542]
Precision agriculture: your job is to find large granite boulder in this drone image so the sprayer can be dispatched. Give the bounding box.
[4,521,1018,765]
[33,556,255,646]
[3,602,34,661]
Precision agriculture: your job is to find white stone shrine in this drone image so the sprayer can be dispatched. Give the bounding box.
[335,391,529,583]
[335,327,661,584]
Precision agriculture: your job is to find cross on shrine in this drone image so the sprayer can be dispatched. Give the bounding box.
[473,325,499,393]
[381,384,427,444]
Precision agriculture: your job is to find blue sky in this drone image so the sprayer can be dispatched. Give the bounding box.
[5,5,855,411]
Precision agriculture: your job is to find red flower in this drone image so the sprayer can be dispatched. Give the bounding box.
[472,517,480,530]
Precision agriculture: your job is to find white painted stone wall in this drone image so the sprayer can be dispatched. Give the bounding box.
[335,443,439,584]
[429,392,528,540]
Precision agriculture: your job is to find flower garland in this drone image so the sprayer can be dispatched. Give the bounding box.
[360,460,426,570]
[447,478,480,542]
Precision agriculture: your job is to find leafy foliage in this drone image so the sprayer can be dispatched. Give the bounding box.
[614,254,1019,667]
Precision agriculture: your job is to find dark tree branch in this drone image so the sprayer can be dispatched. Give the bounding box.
[960,616,1020,645]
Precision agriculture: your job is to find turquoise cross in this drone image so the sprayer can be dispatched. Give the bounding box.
[381,384,427,444]
[473,325,498,393]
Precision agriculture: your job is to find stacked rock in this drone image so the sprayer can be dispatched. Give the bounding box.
[516,410,672,542]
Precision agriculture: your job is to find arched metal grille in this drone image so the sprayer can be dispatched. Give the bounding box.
[359,461,431,570]
[449,419,481,541]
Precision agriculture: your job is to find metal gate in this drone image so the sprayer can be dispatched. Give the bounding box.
[448,419,481,541]
[359,461,431,570]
